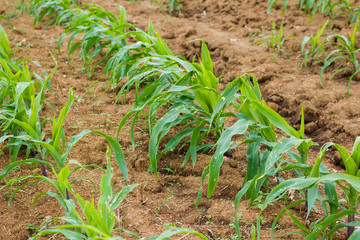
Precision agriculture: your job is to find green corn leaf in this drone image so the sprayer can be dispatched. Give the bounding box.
[245,139,261,183]
[310,142,334,177]
[324,181,339,237]
[119,5,126,25]
[110,184,139,209]
[349,228,360,240]
[261,177,317,210]
[207,117,254,197]
[306,184,319,219]
[201,40,213,73]
[149,106,190,177]
[263,173,360,211]
[147,19,155,36]
[253,101,300,138]
[163,128,193,153]
[270,199,306,239]
[147,228,208,240]
[52,88,74,153]
[189,121,206,167]
[154,33,173,56]
[350,19,358,48]
[195,166,209,208]
[8,180,40,206]
[234,180,252,236]
[29,228,87,240]
[264,137,305,172]
[285,208,309,233]
[304,209,357,240]
[351,137,360,167]
[0,158,55,182]
[315,19,328,43]
[60,129,128,180]
[334,144,357,176]
[0,25,11,58]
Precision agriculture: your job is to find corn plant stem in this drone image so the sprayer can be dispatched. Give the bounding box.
[32,148,47,177]
[353,63,357,76]
[347,187,357,239]
[309,53,316,67]
[66,188,70,200]
[347,213,355,238]
[39,153,47,177]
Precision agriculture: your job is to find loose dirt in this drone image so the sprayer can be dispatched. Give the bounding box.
[0,0,359,239]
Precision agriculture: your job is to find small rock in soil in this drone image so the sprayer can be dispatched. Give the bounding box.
[184,213,200,224]
[267,102,279,112]
[31,168,41,175]
[224,150,232,158]
[144,181,161,193]
[258,74,273,83]
[134,158,147,172]
[305,122,318,134]
[333,151,345,168]
[227,159,238,168]
[184,28,197,38]
[268,94,283,103]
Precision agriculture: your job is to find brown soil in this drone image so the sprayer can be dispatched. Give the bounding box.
[0,0,359,239]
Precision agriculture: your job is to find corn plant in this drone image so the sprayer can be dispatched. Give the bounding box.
[194,75,314,214]
[28,159,208,240]
[255,21,295,56]
[0,89,128,182]
[320,19,359,97]
[105,25,177,92]
[0,25,57,165]
[27,0,74,27]
[0,25,11,60]
[58,4,130,75]
[150,0,182,15]
[268,0,359,24]
[258,137,360,239]
[168,0,182,15]
[301,20,329,67]
[118,41,247,178]
[190,75,317,238]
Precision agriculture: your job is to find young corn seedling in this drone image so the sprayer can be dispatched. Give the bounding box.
[259,137,360,239]
[196,75,315,238]
[0,25,12,60]
[58,4,130,75]
[195,75,313,213]
[27,156,138,239]
[267,0,289,15]
[301,19,329,67]
[321,19,359,97]
[106,25,178,93]
[146,41,245,177]
[168,0,182,15]
[268,0,358,24]
[0,89,128,184]
[27,0,73,27]
[0,26,56,165]
[255,21,295,56]
[29,158,208,240]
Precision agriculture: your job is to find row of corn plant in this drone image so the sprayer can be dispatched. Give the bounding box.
[0,23,128,203]
[301,18,359,97]
[254,137,360,239]
[1,16,208,239]
[26,147,207,240]
[26,0,246,175]
[27,0,321,214]
[268,0,360,25]
[21,1,360,239]
[221,76,360,239]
